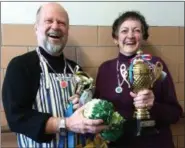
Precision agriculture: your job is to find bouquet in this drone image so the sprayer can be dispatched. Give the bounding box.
[83,99,125,142]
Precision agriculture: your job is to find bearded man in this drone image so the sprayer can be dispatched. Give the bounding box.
[2,2,107,148]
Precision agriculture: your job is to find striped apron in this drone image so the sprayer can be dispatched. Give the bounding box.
[17,48,81,148]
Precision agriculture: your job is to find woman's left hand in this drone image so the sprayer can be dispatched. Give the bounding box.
[130,89,155,109]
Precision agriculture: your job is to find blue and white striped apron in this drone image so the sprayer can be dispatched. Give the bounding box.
[17,48,81,148]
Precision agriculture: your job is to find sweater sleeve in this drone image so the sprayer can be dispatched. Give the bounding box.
[150,58,183,125]
[94,65,103,98]
[2,57,55,143]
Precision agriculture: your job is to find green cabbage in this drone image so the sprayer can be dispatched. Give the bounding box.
[100,111,124,141]
[83,99,125,141]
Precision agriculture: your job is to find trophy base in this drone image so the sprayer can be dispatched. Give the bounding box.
[135,119,159,136]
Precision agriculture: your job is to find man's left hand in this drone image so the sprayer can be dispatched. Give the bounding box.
[69,94,80,110]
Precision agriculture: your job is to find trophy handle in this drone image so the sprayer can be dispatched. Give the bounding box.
[75,83,85,95]
[151,61,163,88]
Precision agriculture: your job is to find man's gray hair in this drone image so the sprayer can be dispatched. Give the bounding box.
[36,6,42,23]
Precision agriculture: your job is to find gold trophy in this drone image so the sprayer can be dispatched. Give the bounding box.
[73,66,94,106]
[128,50,164,136]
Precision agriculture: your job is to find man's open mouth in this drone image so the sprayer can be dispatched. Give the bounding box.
[48,32,61,39]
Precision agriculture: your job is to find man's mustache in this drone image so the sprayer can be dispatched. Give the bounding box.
[47,30,63,37]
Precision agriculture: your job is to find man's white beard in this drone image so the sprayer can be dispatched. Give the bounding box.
[43,40,64,55]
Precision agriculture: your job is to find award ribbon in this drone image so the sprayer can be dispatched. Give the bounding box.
[58,103,74,148]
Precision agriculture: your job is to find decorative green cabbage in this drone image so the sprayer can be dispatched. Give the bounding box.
[83,99,125,141]
[83,99,114,124]
[100,111,124,141]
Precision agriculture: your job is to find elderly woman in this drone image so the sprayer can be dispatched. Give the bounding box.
[95,11,182,148]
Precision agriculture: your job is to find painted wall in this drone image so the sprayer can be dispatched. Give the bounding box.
[1,1,184,147]
[1,1,184,26]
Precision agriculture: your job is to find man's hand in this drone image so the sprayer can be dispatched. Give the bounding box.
[130,89,155,109]
[69,94,80,110]
[65,105,108,134]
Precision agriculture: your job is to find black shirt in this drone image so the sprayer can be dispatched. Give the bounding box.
[2,47,79,142]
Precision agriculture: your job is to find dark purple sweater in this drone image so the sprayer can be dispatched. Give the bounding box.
[95,52,182,148]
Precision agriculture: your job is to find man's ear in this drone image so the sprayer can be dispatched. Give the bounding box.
[34,23,39,36]
[34,23,37,32]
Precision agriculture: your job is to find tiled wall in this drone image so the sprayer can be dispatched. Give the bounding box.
[0,24,184,148]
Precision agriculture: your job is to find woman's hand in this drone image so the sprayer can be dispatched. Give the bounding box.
[130,89,155,109]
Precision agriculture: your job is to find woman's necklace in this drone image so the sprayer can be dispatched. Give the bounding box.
[115,60,130,93]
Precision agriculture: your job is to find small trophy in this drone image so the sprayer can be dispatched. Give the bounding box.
[74,66,95,106]
[128,50,165,136]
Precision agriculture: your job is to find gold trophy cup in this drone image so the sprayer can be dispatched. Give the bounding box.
[128,50,164,136]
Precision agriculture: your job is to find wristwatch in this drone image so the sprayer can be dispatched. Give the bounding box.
[58,118,66,136]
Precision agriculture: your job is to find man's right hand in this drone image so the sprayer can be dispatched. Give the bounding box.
[65,105,108,134]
